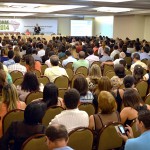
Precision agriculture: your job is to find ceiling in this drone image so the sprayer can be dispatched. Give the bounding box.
[0,0,150,18]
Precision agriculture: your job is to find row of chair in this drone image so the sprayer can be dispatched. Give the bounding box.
[21,120,140,150]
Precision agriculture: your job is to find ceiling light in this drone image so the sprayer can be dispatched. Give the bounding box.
[95,7,132,12]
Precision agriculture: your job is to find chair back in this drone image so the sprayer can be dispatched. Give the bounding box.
[91,61,101,68]
[103,65,114,76]
[68,127,93,150]
[13,77,23,87]
[41,64,48,75]
[42,106,64,126]
[135,80,148,98]
[75,66,88,77]
[141,59,148,65]
[130,119,141,138]
[124,57,132,67]
[78,103,95,117]
[2,109,24,134]
[105,71,116,79]
[144,94,150,105]
[65,62,73,70]
[65,68,74,82]
[54,75,69,89]
[58,88,67,99]
[25,91,43,105]
[10,70,23,82]
[21,134,48,150]
[38,76,50,86]
[33,69,41,77]
[125,69,132,75]
[98,122,123,150]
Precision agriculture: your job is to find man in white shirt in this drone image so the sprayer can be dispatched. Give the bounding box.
[62,51,77,67]
[44,55,68,82]
[110,45,120,60]
[130,53,147,73]
[49,88,89,133]
[37,43,45,57]
[8,55,27,75]
[85,48,99,66]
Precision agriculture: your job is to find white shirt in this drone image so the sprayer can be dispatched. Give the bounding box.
[45,59,52,68]
[85,54,99,66]
[8,63,27,75]
[44,66,68,82]
[130,60,147,73]
[50,108,89,133]
[110,50,120,60]
[38,49,45,57]
[62,56,77,67]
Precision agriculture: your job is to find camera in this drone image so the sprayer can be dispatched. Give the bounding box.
[115,125,128,135]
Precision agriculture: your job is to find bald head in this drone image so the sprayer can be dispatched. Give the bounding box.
[50,55,59,66]
[46,124,68,142]
[79,51,85,59]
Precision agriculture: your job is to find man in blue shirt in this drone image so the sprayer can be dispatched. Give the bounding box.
[119,107,150,150]
[45,124,73,150]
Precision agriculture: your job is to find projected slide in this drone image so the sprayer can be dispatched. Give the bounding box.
[71,20,92,36]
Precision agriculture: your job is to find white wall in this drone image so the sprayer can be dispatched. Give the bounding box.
[144,16,150,41]
[113,15,145,40]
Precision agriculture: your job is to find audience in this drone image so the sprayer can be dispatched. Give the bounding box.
[45,124,73,150]
[72,51,89,71]
[17,71,43,102]
[8,55,27,75]
[119,106,150,150]
[0,101,46,150]
[3,50,15,67]
[73,74,94,103]
[0,83,26,137]
[49,88,89,132]
[44,55,68,82]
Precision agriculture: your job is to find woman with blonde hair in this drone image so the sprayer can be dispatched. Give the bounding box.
[94,76,112,112]
[86,64,102,92]
[0,83,26,137]
[89,91,120,149]
[13,46,21,56]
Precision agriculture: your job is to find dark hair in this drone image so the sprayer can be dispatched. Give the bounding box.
[123,75,135,88]
[73,75,88,96]
[114,45,118,50]
[119,59,126,67]
[39,43,44,49]
[65,50,71,56]
[87,48,93,55]
[114,64,125,78]
[14,55,21,63]
[133,53,140,60]
[133,65,144,84]
[43,83,58,107]
[50,55,59,66]
[138,106,150,129]
[48,51,55,57]
[8,50,14,59]
[64,88,80,109]
[123,88,143,109]
[25,55,35,71]
[32,49,38,54]
[46,124,68,142]
[21,72,40,92]
[24,101,46,125]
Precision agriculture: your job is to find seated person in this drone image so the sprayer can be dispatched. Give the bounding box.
[49,88,89,133]
[119,106,150,150]
[73,74,94,103]
[0,101,46,150]
[45,124,73,150]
